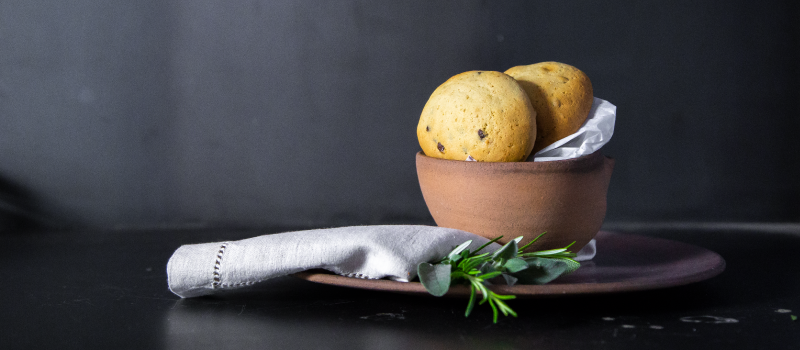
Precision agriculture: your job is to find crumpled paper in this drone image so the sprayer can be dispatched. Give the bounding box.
[464,97,616,162]
[529,97,617,162]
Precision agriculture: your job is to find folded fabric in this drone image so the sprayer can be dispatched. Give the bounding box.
[167,225,596,298]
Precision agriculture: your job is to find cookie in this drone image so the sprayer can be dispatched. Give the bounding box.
[416,71,536,162]
[505,62,593,154]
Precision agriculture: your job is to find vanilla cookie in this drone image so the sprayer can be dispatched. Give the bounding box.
[416,71,536,162]
[505,62,593,154]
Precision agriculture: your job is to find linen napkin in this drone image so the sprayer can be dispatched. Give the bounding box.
[167,225,597,298]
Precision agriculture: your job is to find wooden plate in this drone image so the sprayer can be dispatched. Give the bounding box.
[292,231,725,298]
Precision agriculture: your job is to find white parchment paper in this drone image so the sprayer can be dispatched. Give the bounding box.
[529,97,617,162]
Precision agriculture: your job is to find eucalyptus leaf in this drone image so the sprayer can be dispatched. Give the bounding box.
[417,262,452,297]
[419,234,580,324]
[479,261,496,274]
[491,239,519,261]
[504,258,528,273]
[502,273,518,286]
[559,258,581,274]
[514,257,568,285]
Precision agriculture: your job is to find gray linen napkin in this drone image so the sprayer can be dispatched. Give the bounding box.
[167,225,596,298]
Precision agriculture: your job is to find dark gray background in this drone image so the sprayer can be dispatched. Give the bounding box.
[1,1,798,230]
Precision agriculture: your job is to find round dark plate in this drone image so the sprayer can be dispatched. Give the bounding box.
[292,231,726,298]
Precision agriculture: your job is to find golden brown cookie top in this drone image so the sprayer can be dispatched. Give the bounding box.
[505,62,593,154]
[417,71,536,162]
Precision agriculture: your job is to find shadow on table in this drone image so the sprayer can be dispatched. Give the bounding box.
[159,275,735,350]
[159,230,800,349]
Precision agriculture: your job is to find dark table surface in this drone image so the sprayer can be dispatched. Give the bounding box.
[4,223,800,349]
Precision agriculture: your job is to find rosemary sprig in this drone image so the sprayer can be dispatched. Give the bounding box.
[417,232,579,323]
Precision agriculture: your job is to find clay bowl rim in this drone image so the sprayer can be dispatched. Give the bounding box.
[416,150,610,173]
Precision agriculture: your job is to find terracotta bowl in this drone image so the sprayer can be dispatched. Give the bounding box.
[416,151,615,251]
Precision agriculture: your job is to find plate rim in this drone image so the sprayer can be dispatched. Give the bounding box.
[291,231,726,298]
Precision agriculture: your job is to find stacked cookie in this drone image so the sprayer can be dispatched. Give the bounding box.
[417,62,593,162]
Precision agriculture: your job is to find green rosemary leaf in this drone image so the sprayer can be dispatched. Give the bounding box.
[447,240,473,262]
[419,232,579,324]
[493,293,516,301]
[518,231,547,252]
[489,299,499,323]
[524,247,569,256]
[465,284,477,317]
[473,236,504,255]
[479,271,504,280]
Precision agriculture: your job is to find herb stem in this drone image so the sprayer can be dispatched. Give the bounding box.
[418,232,576,324]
